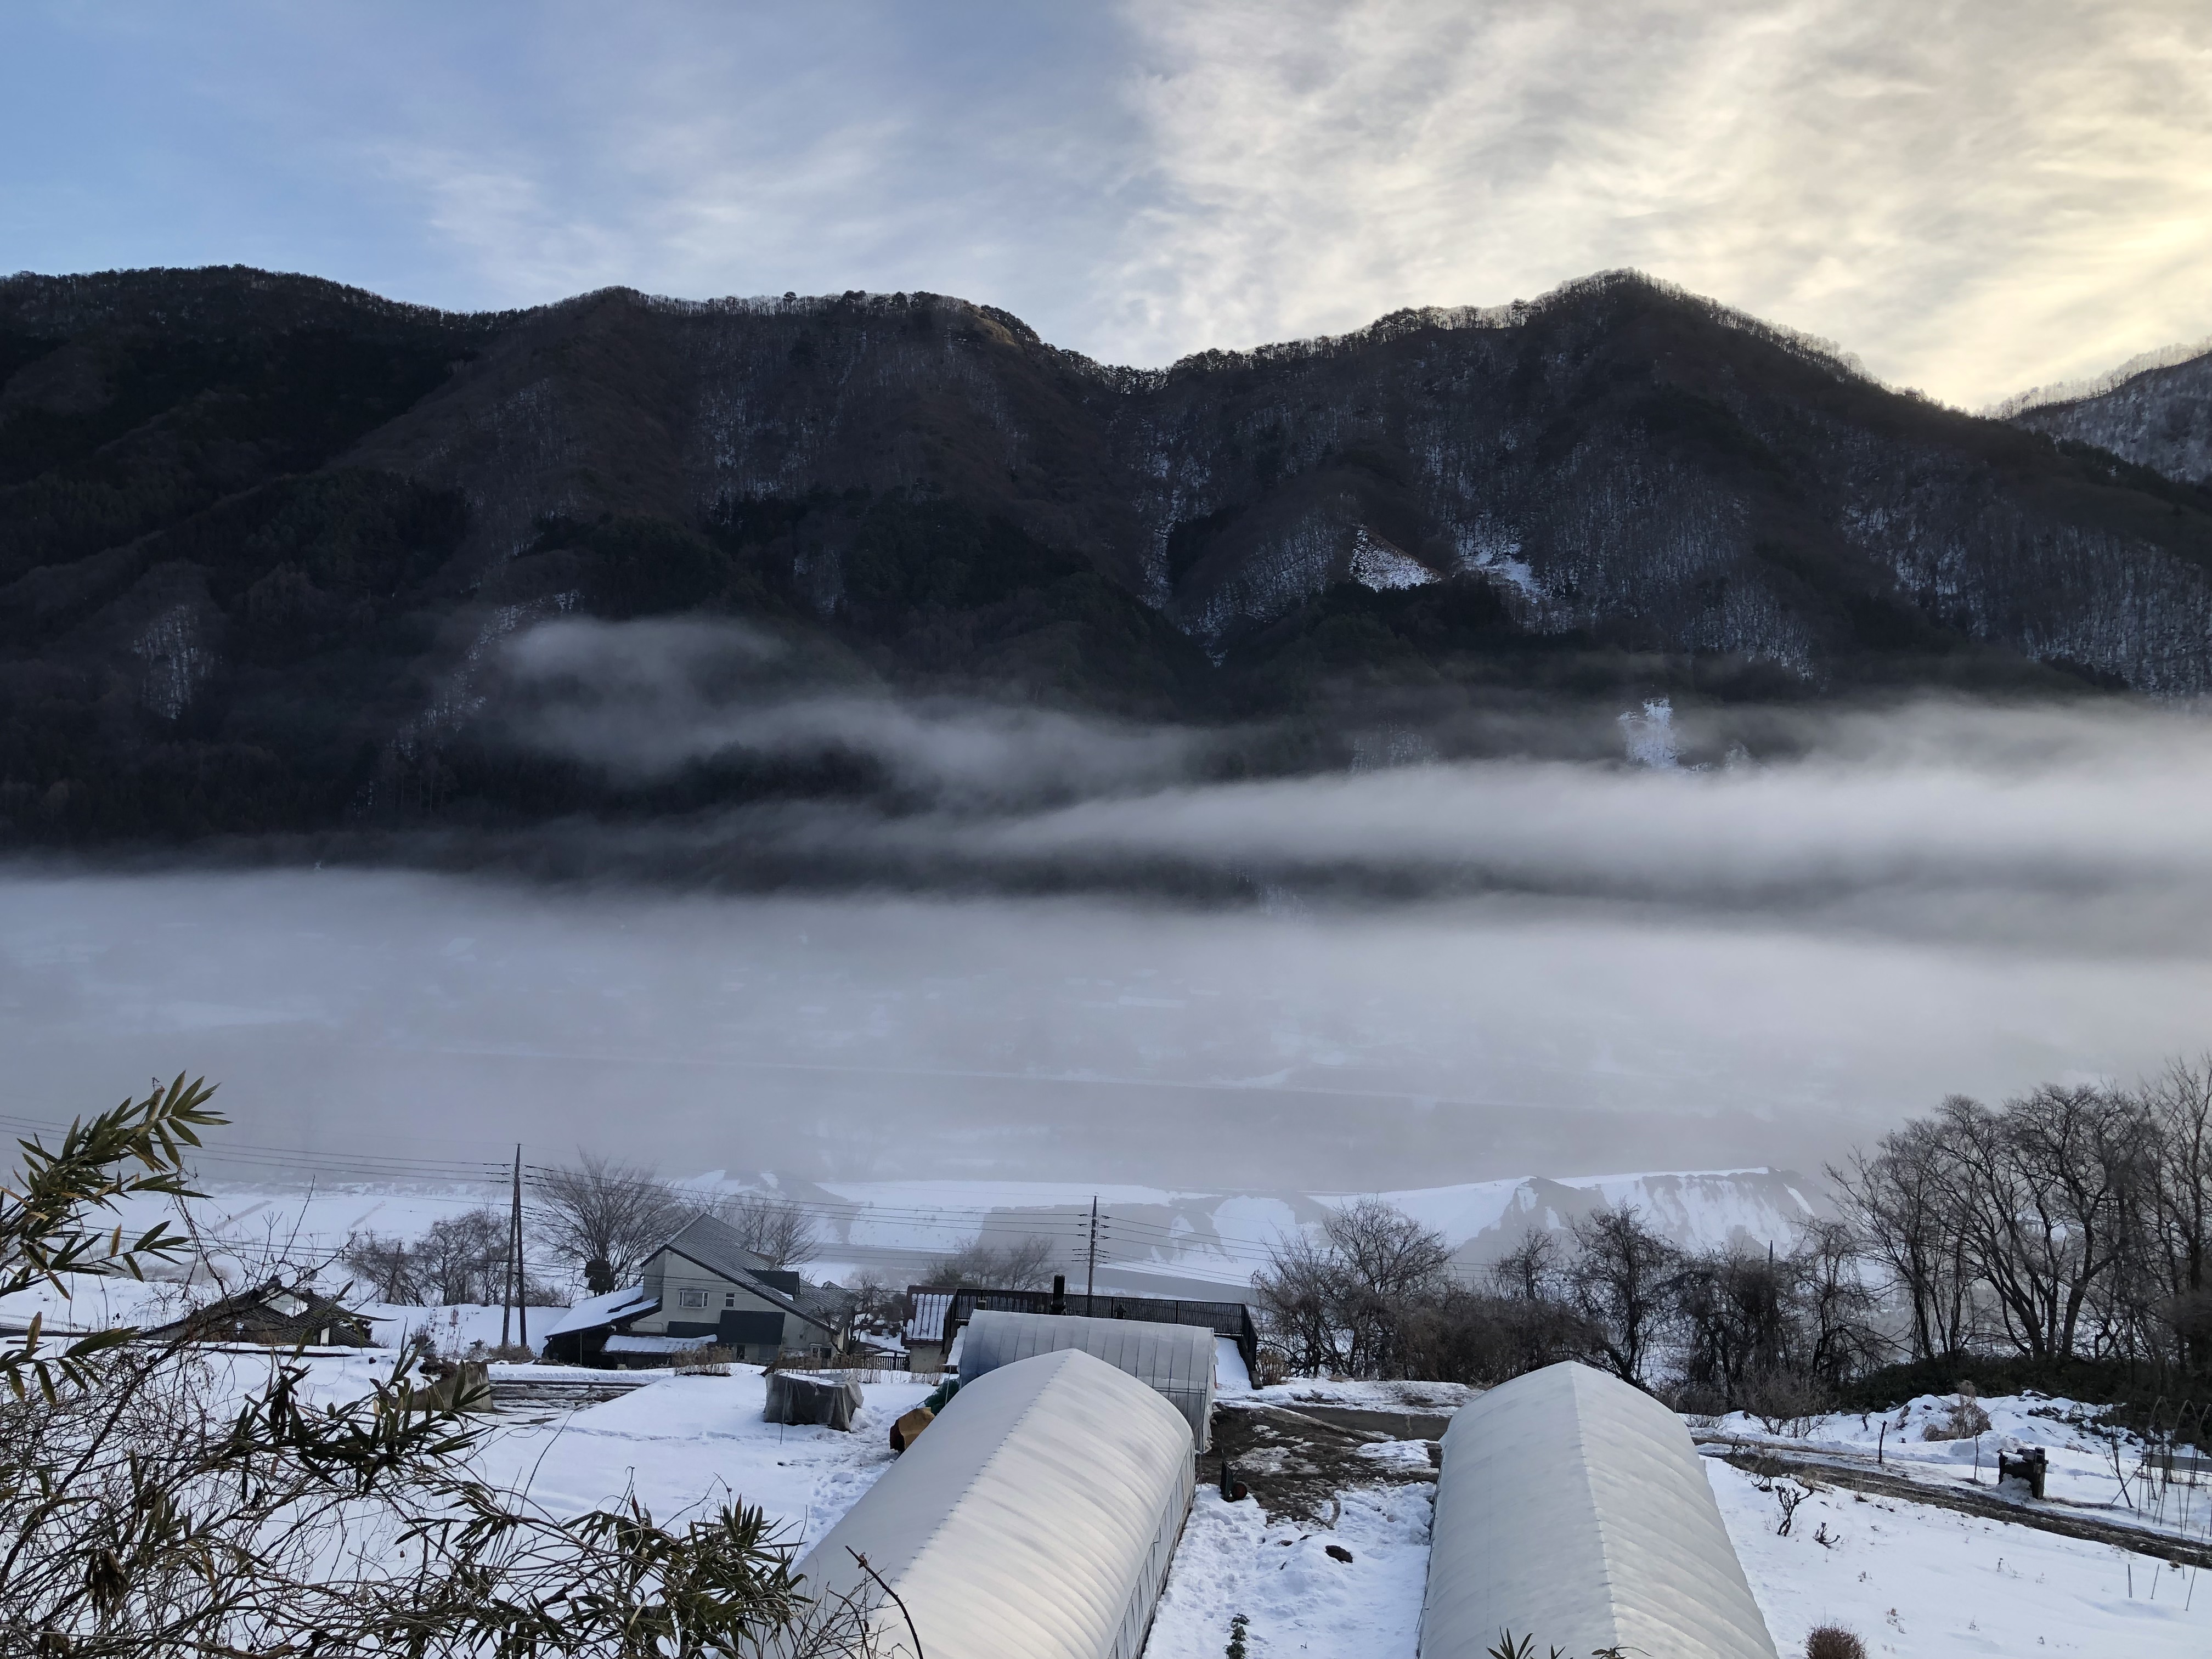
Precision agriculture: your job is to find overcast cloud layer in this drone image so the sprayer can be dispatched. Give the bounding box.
[8,1,2208,406]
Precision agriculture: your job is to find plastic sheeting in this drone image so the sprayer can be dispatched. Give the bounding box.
[958,1310,1215,1449]
[797,1349,1194,1659]
[764,1369,864,1431]
[1419,1362,1776,1659]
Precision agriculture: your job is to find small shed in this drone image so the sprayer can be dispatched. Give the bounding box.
[958,1310,1216,1449]
[797,1348,1194,1659]
[1419,1361,1776,1659]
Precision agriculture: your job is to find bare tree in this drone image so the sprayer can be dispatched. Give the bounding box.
[1934,1087,2144,1361]
[2140,1056,2212,1379]
[340,1231,422,1304]
[1252,1199,1453,1378]
[713,1194,820,1268]
[934,1234,1057,1290]
[1792,1217,1886,1384]
[1566,1203,1679,1388]
[1487,1229,1564,1302]
[531,1154,692,1292]
[1251,1230,1344,1376]
[411,1209,509,1306]
[1832,1119,1974,1362]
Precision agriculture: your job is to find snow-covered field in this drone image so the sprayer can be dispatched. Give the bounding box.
[37,1343,2208,1658]
[1711,1458,2207,1658]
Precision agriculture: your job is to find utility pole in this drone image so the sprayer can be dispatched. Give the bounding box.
[500,1151,514,1347]
[509,1146,528,1349]
[1085,1197,1099,1300]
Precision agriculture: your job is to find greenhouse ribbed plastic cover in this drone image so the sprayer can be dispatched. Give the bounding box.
[1419,1361,1776,1659]
[957,1309,1215,1448]
[797,1348,1194,1659]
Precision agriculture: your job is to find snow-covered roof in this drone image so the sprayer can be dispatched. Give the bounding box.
[538,1284,657,1339]
[957,1310,1216,1449]
[1419,1362,1776,1659]
[603,1333,715,1355]
[906,1289,954,1342]
[797,1348,1194,1659]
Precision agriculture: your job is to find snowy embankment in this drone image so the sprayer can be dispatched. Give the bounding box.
[1706,1393,2212,1548]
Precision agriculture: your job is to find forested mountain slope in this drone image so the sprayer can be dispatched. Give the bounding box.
[4,265,2210,843]
[2007,346,2212,487]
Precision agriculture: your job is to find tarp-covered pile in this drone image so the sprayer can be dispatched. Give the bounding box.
[764,1369,865,1431]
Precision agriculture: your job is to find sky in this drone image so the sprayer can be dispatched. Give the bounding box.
[5,1,2208,409]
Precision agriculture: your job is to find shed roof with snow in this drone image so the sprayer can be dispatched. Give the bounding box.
[957,1309,1215,1449]
[797,1348,1194,1659]
[1419,1361,1776,1659]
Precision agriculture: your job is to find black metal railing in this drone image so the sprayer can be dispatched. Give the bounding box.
[909,1285,1258,1372]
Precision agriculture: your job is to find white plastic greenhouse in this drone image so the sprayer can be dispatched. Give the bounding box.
[795,1348,1195,1659]
[956,1309,1216,1448]
[1418,1361,1778,1659]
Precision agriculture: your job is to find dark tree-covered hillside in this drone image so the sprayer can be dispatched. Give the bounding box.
[4,265,2209,847]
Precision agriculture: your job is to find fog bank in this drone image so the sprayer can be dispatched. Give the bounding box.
[4,867,2204,1189]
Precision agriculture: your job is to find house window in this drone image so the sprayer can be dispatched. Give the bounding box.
[678,1289,708,1309]
[725,1293,737,1307]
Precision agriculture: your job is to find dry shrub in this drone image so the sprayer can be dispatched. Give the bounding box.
[675,1345,737,1376]
[1804,1625,1866,1659]
[1922,1391,1992,1440]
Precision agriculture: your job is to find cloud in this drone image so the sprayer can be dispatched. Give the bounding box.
[1104,0,2212,404]
[519,691,2212,958]
[492,617,1202,802]
[14,3,2207,405]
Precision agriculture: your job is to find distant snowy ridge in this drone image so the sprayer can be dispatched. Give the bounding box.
[49,1168,1822,1307]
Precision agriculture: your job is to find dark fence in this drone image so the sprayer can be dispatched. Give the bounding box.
[911,1285,1259,1373]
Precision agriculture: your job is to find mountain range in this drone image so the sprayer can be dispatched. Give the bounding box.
[4,264,2209,845]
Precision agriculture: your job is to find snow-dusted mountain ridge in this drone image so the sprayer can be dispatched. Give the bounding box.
[61,1167,1821,1304]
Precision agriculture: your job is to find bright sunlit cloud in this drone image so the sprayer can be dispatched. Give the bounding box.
[6,1,2208,406]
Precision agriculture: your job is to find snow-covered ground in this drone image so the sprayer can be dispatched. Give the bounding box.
[29,1341,2208,1658]
[1147,1486,1435,1659]
[471,1367,936,1547]
[1709,1457,2208,1657]
[1707,1393,2212,1548]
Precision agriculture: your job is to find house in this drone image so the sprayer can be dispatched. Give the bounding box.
[540,1214,856,1368]
[139,1277,377,1348]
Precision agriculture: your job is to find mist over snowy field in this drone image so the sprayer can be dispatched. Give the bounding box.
[6,696,2211,1192]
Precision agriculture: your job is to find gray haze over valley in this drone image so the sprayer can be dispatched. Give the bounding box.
[9,692,2210,1190]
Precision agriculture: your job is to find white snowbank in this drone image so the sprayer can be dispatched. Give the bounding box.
[1708,1455,2209,1657]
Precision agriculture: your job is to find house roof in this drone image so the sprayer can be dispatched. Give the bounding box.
[539,1283,658,1340]
[141,1278,374,1347]
[653,1214,851,1337]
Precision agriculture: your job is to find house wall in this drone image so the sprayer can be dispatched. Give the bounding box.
[633,1250,829,1361]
